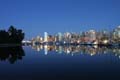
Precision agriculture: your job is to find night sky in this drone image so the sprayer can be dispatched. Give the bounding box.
[0,0,120,39]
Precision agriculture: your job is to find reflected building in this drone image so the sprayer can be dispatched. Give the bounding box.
[31,44,120,58]
[44,45,48,55]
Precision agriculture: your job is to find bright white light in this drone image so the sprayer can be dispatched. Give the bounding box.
[103,40,108,44]
[44,45,48,55]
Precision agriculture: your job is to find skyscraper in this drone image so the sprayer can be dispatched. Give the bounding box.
[58,32,62,42]
[44,32,48,42]
[88,30,96,42]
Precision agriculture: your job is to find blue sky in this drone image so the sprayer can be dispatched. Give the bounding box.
[0,0,120,39]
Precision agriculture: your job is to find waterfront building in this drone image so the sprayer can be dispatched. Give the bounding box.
[44,32,48,42]
[47,35,53,42]
[29,26,120,45]
[112,26,120,43]
[87,30,96,43]
[63,32,71,43]
[98,30,110,44]
[58,32,62,42]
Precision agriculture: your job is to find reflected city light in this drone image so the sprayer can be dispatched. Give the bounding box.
[31,44,120,58]
[44,45,48,55]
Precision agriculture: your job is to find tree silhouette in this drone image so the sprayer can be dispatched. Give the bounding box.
[0,46,25,64]
[0,25,25,44]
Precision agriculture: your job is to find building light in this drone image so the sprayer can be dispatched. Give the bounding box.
[103,40,108,44]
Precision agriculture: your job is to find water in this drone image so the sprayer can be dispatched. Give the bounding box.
[0,45,120,80]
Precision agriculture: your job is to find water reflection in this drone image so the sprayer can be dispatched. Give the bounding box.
[0,46,25,64]
[32,44,120,58]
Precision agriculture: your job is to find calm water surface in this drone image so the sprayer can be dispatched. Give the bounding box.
[0,46,120,80]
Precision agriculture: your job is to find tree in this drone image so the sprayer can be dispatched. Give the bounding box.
[0,25,25,44]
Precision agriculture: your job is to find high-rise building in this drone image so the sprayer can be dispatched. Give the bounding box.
[116,26,120,38]
[88,30,96,40]
[112,26,120,43]
[58,32,62,41]
[44,32,48,42]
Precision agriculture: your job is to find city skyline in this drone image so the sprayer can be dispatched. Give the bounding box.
[0,0,120,79]
[0,0,120,39]
[27,26,120,45]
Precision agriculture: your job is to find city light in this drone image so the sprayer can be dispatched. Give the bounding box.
[28,26,120,46]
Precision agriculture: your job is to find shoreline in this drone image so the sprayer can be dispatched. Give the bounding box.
[0,43,119,47]
[0,44,22,47]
